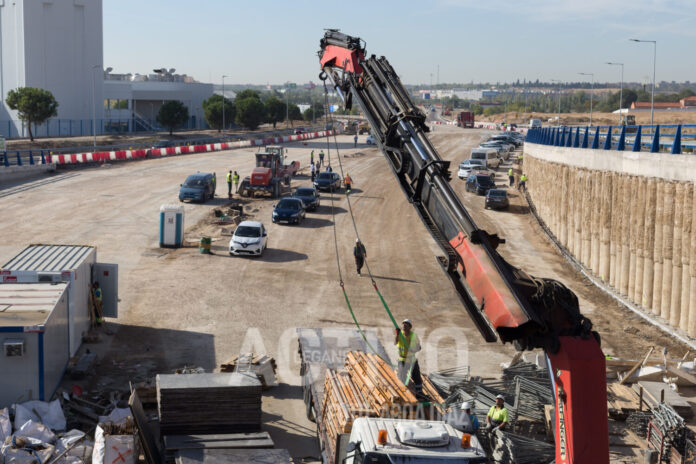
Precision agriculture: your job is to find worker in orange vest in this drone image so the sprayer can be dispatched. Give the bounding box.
[344,173,352,194]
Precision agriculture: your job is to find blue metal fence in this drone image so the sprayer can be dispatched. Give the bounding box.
[0,116,208,139]
[526,124,696,154]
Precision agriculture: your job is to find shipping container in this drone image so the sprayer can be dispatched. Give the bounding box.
[1,245,117,356]
[0,283,69,407]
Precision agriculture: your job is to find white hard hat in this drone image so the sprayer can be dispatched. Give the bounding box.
[355,238,360,243]
[461,401,471,410]
[496,394,505,400]
[402,319,412,326]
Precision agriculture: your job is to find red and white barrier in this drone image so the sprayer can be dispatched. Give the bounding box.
[52,130,335,165]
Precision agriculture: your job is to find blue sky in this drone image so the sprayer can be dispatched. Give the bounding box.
[104,0,695,86]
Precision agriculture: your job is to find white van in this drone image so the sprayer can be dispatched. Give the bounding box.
[470,148,500,169]
[529,119,542,129]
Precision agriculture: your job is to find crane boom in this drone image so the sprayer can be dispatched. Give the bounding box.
[318,30,609,464]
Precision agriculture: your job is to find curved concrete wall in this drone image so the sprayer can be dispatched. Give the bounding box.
[524,142,696,336]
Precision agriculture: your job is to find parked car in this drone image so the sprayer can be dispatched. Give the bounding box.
[229,221,268,256]
[313,171,342,191]
[272,197,306,224]
[294,128,306,135]
[292,187,320,211]
[465,174,496,195]
[470,148,501,169]
[153,140,174,149]
[178,172,216,202]
[485,189,509,210]
[458,160,494,180]
[366,135,376,145]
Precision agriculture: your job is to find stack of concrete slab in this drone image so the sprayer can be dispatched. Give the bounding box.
[157,373,262,435]
[174,448,292,464]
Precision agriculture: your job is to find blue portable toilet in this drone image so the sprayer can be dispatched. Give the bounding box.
[160,205,185,248]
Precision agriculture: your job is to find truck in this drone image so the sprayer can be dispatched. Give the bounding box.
[238,146,300,198]
[297,328,487,464]
[529,118,542,129]
[457,112,474,128]
[319,30,609,463]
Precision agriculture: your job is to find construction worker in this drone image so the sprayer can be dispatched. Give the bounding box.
[310,161,316,182]
[394,319,423,395]
[445,401,479,433]
[233,171,240,193]
[211,172,216,197]
[354,238,366,276]
[344,172,352,194]
[519,173,528,192]
[319,150,325,167]
[226,170,233,197]
[508,167,514,187]
[486,395,509,432]
[310,150,315,166]
[326,165,332,173]
[353,135,358,148]
[92,282,104,325]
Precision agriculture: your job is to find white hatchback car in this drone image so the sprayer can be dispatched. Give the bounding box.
[229,220,268,256]
[365,135,376,145]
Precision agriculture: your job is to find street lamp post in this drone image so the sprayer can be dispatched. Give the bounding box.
[606,62,624,124]
[91,65,102,149]
[221,75,228,135]
[551,79,562,124]
[578,72,594,126]
[630,39,657,125]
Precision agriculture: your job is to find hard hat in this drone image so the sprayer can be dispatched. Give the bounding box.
[402,319,412,326]
[496,394,505,400]
[356,238,360,243]
[461,401,471,410]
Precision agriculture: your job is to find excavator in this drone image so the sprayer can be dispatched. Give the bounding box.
[318,30,609,464]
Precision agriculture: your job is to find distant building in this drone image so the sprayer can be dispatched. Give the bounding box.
[0,0,104,137]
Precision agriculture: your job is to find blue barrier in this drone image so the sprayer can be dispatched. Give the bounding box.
[526,123,696,154]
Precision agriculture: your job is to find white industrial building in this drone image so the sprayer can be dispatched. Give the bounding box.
[0,0,214,139]
[0,0,104,138]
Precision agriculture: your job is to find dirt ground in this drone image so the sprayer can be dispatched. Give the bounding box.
[1,128,689,462]
[476,110,696,126]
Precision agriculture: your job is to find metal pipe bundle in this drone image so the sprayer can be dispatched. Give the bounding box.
[491,429,555,464]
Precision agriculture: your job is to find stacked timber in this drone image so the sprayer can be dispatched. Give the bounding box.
[157,373,262,435]
[321,369,375,461]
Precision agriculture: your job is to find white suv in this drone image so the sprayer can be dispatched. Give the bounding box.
[229,221,268,256]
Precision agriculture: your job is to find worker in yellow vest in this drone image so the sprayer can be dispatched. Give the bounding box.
[508,167,514,187]
[519,173,528,192]
[395,319,423,395]
[226,171,233,197]
[233,171,240,193]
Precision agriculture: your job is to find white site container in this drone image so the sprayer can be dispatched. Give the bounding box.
[0,283,69,407]
[1,245,118,356]
[159,205,185,248]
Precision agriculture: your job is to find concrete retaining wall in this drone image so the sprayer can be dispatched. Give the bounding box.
[524,142,696,336]
[0,163,56,185]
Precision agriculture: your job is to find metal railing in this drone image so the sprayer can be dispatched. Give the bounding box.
[526,124,696,154]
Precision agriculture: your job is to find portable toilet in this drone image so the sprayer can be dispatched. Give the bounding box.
[160,205,185,248]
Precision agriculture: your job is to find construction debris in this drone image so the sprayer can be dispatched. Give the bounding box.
[491,428,555,464]
[633,381,693,418]
[157,373,263,435]
[219,353,278,389]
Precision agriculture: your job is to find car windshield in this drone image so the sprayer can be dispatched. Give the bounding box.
[488,190,507,197]
[476,175,495,186]
[183,176,204,187]
[277,199,301,210]
[295,188,315,197]
[469,160,485,166]
[235,226,261,238]
[317,173,333,180]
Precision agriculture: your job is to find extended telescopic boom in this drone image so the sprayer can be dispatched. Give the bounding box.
[318,30,608,464]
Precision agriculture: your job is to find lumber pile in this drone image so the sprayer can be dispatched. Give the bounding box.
[607,382,641,420]
[321,369,375,461]
[157,373,262,435]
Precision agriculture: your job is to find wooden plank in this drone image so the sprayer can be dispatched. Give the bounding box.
[666,365,696,386]
[620,347,653,385]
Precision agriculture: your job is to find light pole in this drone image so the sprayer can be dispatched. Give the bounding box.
[285,89,289,128]
[221,75,228,135]
[630,38,657,125]
[91,65,101,148]
[550,79,562,124]
[606,62,624,124]
[578,72,594,126]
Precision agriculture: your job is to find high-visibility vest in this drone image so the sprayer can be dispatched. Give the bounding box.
[95,288,102,302]
[226,173,232,183]
[345,175,352,184]
[233,173,240,183]
[508,168,513,177]
[397,331,419,362]
[521,175,528,182]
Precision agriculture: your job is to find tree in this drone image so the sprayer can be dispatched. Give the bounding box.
[303,102,324,122]
[156,100,189,135]
[202,94,235,132]
[288,104,302,121]
[235,89,261,102]
[264,97,286,129]
[5,87,58,141]
[235,97,265,130]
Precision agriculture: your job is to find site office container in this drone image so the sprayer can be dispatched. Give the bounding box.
[0,283,69,407]
[0,245,117,356]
